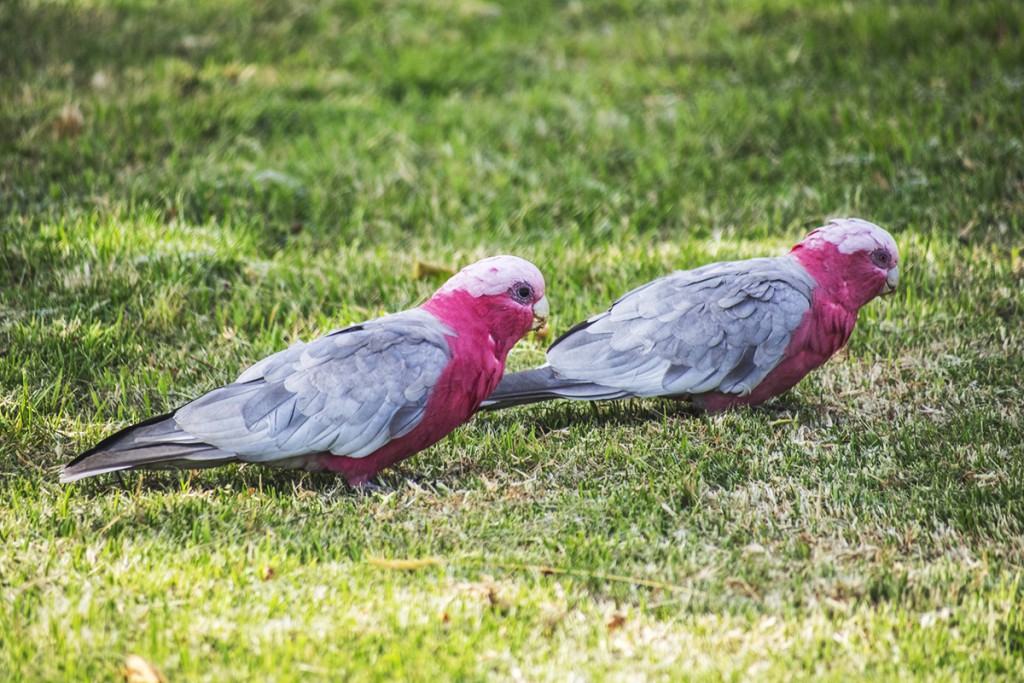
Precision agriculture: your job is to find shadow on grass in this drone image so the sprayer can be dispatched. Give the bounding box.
[497,394,813,434]
[60,465,363,500]
[54,396,819,502]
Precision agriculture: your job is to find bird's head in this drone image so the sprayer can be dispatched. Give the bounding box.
[790,218,900,310]
[424,255,548,356]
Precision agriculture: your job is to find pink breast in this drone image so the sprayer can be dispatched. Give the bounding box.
[696,289,857,413]
[315,331,504,484]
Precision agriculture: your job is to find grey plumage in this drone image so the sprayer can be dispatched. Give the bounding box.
[483,255,816,409]
[479,366,632,409]
[62,309,454,482]
[59,413,240,481]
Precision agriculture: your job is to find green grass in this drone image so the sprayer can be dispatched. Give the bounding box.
[2,0,1024,679]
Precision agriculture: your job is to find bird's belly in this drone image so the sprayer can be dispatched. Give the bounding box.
[696,306,854,413]
[312,357,502,484]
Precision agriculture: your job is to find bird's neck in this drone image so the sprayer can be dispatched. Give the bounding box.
[785,251,861,359]
[421,291,519,362]
[788,248,868,313]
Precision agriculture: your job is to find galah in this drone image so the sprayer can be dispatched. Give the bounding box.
[62,255,549,486]
[484,218,898,413]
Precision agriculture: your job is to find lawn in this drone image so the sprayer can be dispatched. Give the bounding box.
[2,0,1023,679]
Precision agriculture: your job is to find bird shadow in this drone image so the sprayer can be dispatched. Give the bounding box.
[490,395,814,435]
[56,397,836,502]
[61,465,393,500]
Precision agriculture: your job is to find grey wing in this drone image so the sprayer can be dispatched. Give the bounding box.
[546,256,817,397]
[172,309,453,461]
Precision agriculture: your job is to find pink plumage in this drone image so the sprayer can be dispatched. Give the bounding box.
[63,256,549,486]
[485,218,899,413]
[697,219,899,411]
[316,260,549,483]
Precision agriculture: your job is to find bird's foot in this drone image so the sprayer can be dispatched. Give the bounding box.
[763,401,801,416]
[350,479,391,495]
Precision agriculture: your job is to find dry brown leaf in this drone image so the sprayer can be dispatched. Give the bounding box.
[606,613,627,632]
[124,654,165,683]
[53,104,84,139]
[958,219,977,244]
[412,261,457,280]
[486,584,512,611]
[366,556,442,571]
[724,577,762,601]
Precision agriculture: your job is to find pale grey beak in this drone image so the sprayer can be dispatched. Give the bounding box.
[882,266,899,295]
[531,295,549,330]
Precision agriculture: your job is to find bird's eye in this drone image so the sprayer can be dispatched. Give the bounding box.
[510,282,534,304]
[870,248,890,268]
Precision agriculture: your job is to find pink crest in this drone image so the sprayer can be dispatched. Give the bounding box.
[801,218,899,262]
[436,255,546,298]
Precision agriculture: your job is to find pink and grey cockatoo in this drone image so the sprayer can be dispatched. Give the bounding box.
[483,218,898,413]
[62,256,548,485]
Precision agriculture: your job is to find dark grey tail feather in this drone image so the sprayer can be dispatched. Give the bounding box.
[481,366,632,411]
[61,412,239,483]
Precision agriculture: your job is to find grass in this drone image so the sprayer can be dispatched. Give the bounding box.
[2,0,1023,679]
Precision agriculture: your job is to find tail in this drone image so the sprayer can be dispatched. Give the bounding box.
[480,366,632,411]
[61,412,239,483]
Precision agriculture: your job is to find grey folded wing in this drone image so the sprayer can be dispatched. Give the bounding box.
[173,308,454,461]
[544,255,817,398]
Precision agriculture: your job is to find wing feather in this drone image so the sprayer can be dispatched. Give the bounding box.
[172,309,453,461]
[545,256,816,398]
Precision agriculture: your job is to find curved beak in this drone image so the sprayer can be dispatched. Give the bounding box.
[882,266,899,295]
[531,295,549,331]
